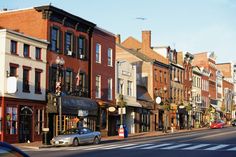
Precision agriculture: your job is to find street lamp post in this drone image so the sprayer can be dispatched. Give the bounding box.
[118,94,126,128]
[55,56,65,135]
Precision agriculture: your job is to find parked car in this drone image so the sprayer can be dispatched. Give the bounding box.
[0,142,30,157]
[210,120,225,129]
[51,127,101,146]
[231,119,236,126]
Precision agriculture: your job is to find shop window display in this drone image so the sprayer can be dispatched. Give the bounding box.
[6,107,17,134]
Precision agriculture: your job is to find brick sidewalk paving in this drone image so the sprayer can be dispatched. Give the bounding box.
[12,126,212,149]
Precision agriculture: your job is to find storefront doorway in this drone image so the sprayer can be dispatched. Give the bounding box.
[19,106,33,143]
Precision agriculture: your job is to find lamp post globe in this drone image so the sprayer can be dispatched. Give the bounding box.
[156,96,161,104]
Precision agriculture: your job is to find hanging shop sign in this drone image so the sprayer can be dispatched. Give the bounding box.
[108,106,116,112]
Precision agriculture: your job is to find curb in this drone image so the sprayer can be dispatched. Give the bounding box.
[16,126,231,149]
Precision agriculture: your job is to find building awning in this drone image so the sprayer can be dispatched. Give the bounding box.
[61,95,98,116]
[137,86,153,102]
[137,100,153,110]
[126,99,142,108]
[210,99,217,105]
[210,104,221,112]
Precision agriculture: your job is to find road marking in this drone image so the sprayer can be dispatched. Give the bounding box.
[161,143,191,150]
[204,144,229,151]
[104,143,136,149]
[141,143,173,149]
[227,147,236,151]
[122,143,153,149]
[84,144,118,150]
[183,144,210,150]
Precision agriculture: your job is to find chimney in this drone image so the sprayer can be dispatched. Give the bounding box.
[142,30,151,53]
[177,51,183,66]
[116,34,121,44]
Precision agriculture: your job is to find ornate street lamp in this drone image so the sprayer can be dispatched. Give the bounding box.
[55,56,65,134]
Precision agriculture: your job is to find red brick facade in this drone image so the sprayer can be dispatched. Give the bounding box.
[0,5,115,142]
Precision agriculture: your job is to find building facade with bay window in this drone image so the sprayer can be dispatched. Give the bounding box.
[0,29,48,143]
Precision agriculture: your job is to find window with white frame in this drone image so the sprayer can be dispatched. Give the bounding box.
[96,43,101,63]
[107,48,112,66]
[35,109,44,135]
[127,80,133,96]
[108,78,112,100]
[65,70,73,93]
[6,107,17,135]
[95,75,101,98]
[118,79,124,94]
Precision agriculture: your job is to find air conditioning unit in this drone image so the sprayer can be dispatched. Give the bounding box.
[68,50,73,56]
[80,54,85,59]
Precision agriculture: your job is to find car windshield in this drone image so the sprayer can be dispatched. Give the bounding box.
[61,128,79,135]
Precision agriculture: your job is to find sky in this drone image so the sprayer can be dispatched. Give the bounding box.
[0,0,236,63]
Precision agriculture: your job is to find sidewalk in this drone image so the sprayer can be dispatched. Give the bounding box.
[12,126,211,149]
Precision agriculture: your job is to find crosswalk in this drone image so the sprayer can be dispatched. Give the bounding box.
[23,142,236,152]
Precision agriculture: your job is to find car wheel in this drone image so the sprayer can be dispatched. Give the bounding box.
[93,137,100,145]
[72,138,79,146]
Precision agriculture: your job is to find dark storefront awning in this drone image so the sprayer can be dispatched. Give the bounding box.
[210,99,221,112]
[61,95,98,116]
[137,86,153,109]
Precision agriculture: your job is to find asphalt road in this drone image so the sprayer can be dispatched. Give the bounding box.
[25,127,236,157]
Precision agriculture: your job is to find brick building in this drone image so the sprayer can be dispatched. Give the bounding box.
[0,29,48,143]
[192,52,218,113]
[91,27,116,136]
[0,5,116,142]
[119,31,170,132]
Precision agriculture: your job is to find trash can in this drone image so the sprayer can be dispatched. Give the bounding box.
[124,125,128,138]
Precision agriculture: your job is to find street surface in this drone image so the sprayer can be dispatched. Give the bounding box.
[25,127,236,157]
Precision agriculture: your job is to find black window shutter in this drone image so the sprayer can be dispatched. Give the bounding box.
[59,29,63,54]
[84,38,88,59]
[73,71,77,92]
[49,27,53,51]
[49,66,52,92]
[73,34,76,57]
[64,32,67,55]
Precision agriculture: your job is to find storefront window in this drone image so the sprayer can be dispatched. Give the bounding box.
[6,107,17,134]
[35,109,44,135]
[65,116,78,130]
[101,109,107,129]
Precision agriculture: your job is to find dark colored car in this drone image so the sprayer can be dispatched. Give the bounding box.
[232,119,236,126]
[0,142,30,157]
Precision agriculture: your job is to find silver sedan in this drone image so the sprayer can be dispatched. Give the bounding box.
[50,127,101,146]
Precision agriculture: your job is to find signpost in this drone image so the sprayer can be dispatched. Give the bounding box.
[117,94,126,138]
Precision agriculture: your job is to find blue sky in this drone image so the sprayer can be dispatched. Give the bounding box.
[1,0,236,63]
